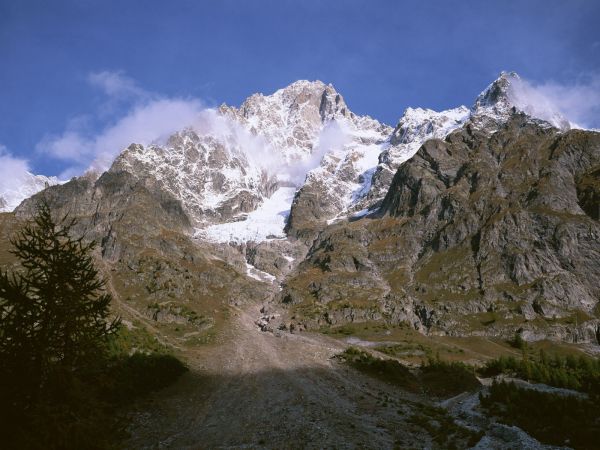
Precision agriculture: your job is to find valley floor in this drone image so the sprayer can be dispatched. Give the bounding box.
[124,301,561,450]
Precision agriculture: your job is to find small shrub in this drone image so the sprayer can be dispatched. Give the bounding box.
[408,404,483,448]
[337,347,419,391]
[420,356,480,398]
[509,332,527,350]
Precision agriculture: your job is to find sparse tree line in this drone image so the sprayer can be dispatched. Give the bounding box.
[480,349,600,397]
[339,343,600,450]
[480,380,599,449]
[477,346,600,449]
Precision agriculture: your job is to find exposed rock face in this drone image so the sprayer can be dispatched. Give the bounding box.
[577,166,600,220]
[285,72,567,239]
[219,80,362,160]
[284,105,472,240]
[110,131,278,227]
[16,170,192,245]
[14,168,268,342]
[362,106,471,214]
[4,73,599,344]
[284,119,391,239]
[380,116,600,312]
[102,80,391,242]
[11,81,389,335]
[279,115,600,341]
[473,71,572,131]
[222,80,394,240]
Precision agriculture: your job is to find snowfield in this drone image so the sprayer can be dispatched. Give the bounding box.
[194,187,296,244]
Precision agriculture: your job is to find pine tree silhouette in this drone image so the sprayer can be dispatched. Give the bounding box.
[0,200,120,444]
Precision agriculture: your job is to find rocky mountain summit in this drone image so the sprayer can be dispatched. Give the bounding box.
[99,81,392,237]
[110,131,278,228]
[280,115,600,341]
[285,72,575,239]
[4,71,599,345]
[219,80,371,160]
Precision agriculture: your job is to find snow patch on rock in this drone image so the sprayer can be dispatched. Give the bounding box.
[194,187,296,244]
[245,262,277,283]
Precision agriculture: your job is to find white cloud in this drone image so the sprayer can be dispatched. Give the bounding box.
[38,69,351,183]
[0,145,63,212]
[87,70,146,100]
[193,109,277,167]
[187,110,352,185]
[38,70,600,186]
[0,144,31,192]
[188,109,294,181]
[89,98,204,173]
[38,71,206,178]
[508,75,600,130]
[281,119,352,184]
[0,145,39,211]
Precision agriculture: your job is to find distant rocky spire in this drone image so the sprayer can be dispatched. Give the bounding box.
[473,71,520,112]
[471,71,571,130]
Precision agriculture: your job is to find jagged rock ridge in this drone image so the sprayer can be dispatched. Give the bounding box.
[5,72,599,344]
[279,114,600,342]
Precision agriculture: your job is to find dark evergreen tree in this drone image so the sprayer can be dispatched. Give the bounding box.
[0,200,120,447]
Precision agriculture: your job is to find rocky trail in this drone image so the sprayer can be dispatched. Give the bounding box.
[124,300,555,449]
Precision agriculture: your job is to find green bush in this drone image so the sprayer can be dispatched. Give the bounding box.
[420,356,480,397]
[479,350,600,397]
[509,332,527,350]
[407,404,484,449]
[337,347,419,390]
[480,380,600,449]
[338,348,481,397]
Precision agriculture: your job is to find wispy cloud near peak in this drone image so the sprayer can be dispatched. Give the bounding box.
[508,75,600,130]
[87,70,147,100]
[37,71,205,178]
[0,144,32,192]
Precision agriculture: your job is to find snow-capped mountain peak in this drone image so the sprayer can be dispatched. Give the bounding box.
[342,105,470,212]
[0,172,62,212]
[473,71,519,113]
[105,80,389,235]
[3,72,580,245]
[389,106,471,148]
[472,71,571,130]
[218,80,375,162]
[287,71,579,230]
[110,128,278,227]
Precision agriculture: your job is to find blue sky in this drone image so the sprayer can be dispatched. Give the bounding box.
[1,0,599,177]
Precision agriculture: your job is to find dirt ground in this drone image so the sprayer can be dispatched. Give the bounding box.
[124,301,440,449]
[124,301,556,450]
